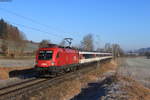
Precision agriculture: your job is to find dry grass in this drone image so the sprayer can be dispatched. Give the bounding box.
[35,58,150,100]
[117,57,150,88]
[30,78,82,100]
[2,58,149,100]
[113,75,150,100]
[29,60,118,100]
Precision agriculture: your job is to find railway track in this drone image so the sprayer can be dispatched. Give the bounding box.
[0,62,99,100]
[0,78,47,100]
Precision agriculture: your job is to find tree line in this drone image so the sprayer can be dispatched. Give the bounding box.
[0,18,26,57]
[79,34,124,58]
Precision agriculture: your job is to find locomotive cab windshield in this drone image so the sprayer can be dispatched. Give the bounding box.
[38,50,53,60]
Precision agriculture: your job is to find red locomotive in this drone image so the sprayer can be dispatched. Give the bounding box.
[35,44,112,75]
[35,44,79,74]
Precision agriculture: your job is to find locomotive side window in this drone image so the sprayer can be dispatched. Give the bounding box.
[38,50,53,60]
[56,52,60,58]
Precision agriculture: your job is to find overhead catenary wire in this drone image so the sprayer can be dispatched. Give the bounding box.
[0,7,72,38]
[11,22,64,39]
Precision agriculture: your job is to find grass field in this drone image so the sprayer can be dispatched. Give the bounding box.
[118,57,150,88]
[0,59,35,68]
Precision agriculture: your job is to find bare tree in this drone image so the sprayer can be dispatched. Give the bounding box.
[0,19,7,39]
[96,48,105,52]
[1,40,8,55]
[104,43,112,52]
[112,44,124,58]
[13,32,27,56]
[39,40,51,48]
[19,32,27,55]
[80,34,94,51]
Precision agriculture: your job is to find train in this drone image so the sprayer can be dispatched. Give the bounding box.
[34,44,113,75]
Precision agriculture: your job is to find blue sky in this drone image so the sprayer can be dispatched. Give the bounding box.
[0,0,150,50]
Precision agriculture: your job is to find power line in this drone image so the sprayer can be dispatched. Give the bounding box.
[11,22,63,38]
[0,7,72,37]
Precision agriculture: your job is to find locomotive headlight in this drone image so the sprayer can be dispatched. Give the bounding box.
[51,62,55,66]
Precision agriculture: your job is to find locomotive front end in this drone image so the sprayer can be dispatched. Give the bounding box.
[36,50,54,67]
[35,48,58,74]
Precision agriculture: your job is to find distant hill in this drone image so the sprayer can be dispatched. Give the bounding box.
[136,47,150,53]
